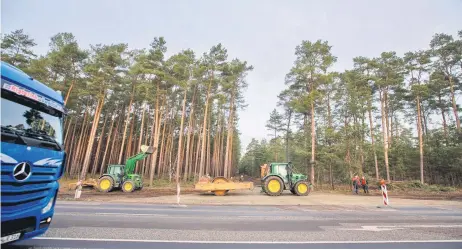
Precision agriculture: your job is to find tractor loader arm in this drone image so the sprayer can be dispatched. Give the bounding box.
[124,145,155,175]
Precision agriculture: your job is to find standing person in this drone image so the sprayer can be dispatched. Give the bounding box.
[361,176,369,194]
[260,164,268,178]
[352,176,359,194]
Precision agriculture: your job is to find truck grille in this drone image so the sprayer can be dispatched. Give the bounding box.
[1,164,58,214]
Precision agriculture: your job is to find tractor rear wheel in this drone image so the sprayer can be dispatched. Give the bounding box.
[122,180,136,193]
[264,176,283,196]
[294,181,310,196]
[97,176,114,192]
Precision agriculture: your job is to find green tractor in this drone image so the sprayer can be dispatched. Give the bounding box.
[97,145,154,193]
[261,162,311,196]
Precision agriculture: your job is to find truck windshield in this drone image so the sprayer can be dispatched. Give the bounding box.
[1,94,63,146]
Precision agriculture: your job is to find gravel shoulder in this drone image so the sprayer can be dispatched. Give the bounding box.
[58,186,462,208]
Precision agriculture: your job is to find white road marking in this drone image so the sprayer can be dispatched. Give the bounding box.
[337,224,462,232]
[33,237,462,244]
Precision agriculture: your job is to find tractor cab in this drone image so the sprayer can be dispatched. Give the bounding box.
[268,163,290,183]
[261,162,310,196]
[107,165,125,176]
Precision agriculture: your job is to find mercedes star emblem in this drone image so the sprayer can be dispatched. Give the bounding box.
[13,162,32,181]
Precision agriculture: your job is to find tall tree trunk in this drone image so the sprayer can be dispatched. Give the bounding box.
[360,111,366,174]
[162,116,174,178]
[91,115,108,176]
[125,106,136,161]
[224,90,235,178]
[109,114,122,165]
[285,110,292,162]
[194,124,203,182]
[420,102,428,136]
[64,116,73,143]
[64,78,75,105]
[135,104,147,173]
[188,128,196,179]
[384,90,391,146]
[71,106,89,176]
[76,126,91,174]
[64,119,75,151]
[183,87,197,181]
[176,90,187,187]
[206,109,212,176]
[380,90,390,181]
[310,102,316,185]
[390,104,394,145]
[416,96,425,184]
[149,88,163,185]
[219,115,226,175]
[199,84,212,177]
[212,111,221,176]
[65,121,78,175]
[168,123,175,181]
[345,115,352,177]
[100,114,116,175]
[142,112,151,176]
[438,93,449,138]
[448,76,461,131]
[228,130,235,178]
[118,85,135,163]
[157,114,167,178]
[329,163,334,190]
[80,96,105,182]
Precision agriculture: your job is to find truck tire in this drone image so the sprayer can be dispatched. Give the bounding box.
[97,176,114,192]
[122,180,135,193]
[294,181,310,196]
[264,176,283,196]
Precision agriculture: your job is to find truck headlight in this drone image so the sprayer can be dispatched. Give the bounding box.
[42,197,54,214]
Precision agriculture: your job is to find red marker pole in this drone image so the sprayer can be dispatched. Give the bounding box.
[381,184,389,206]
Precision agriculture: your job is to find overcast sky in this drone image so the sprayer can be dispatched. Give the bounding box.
[2,0,461,152]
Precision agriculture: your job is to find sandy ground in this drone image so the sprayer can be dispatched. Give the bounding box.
[58,187,462,208]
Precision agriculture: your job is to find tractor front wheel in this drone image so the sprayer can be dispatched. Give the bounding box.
[264,176,283,196]
[122,180,136,193]
[294,181,310,196]
[97,176,114,192]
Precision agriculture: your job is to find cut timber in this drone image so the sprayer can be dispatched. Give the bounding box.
[68,179,97,190]
[194,176,254,196]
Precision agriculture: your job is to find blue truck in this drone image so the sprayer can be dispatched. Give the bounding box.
[1,61,67,245]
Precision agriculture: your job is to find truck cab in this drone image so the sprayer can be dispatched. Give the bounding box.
[1,61,67,245]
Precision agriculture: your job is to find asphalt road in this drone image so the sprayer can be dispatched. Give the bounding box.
[7,201,462,249]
